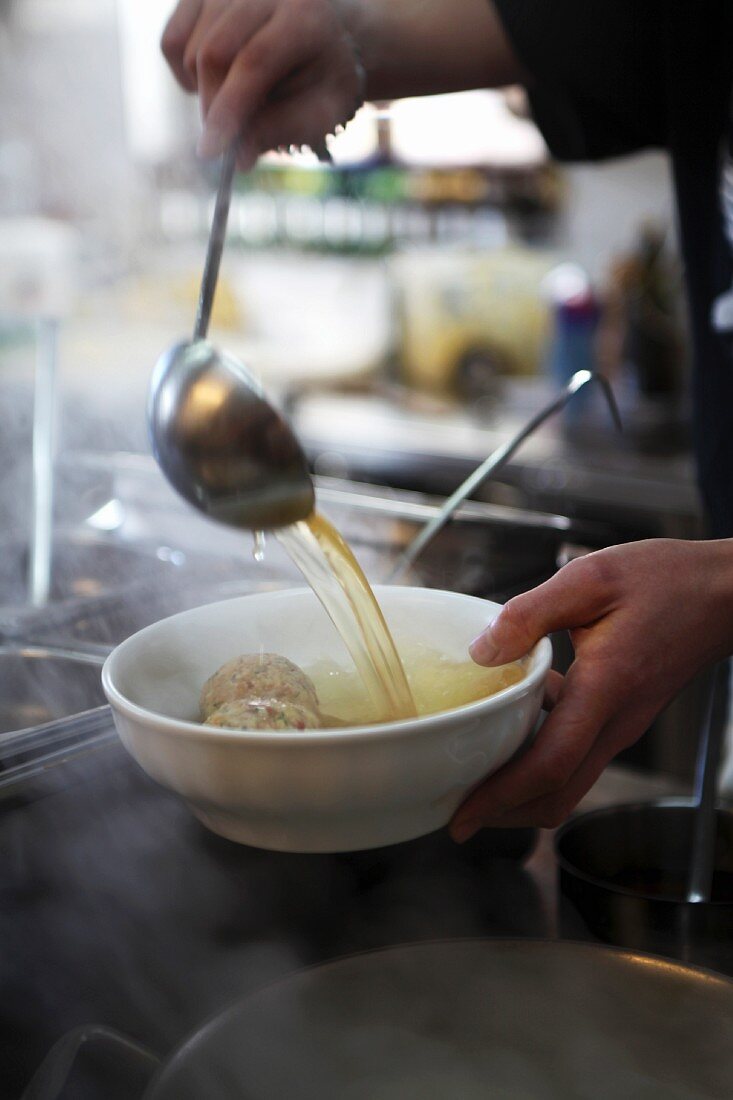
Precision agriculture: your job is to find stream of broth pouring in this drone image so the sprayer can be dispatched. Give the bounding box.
[275,513,417,723]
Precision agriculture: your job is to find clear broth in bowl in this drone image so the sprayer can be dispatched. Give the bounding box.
[306,641,524,728]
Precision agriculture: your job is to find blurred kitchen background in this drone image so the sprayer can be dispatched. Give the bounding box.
[0,0,706,781]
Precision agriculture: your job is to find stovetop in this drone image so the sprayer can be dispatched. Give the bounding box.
[2,738,547,1099]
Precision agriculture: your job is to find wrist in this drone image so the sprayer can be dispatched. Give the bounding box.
[702,539,733,657]
[333,0,392,102]
[334,0,525,103]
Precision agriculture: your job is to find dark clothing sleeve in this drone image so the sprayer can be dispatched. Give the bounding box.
[493,0,733,538]
[492,0,667,161]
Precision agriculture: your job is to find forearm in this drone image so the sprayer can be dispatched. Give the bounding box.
[161,0,528,161]
[339,0,526,101]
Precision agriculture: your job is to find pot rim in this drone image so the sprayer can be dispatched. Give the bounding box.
[142,935,733,1098]
[555,798,733,908]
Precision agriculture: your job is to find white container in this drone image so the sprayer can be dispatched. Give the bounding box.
[102,587,551,853]
[0,217,79,319]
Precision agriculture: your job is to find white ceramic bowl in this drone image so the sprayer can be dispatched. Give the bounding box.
[102,586,551,853]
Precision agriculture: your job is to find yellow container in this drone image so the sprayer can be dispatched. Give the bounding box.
[392,246,555,397]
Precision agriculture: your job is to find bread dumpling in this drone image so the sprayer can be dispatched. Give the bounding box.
[204,698,321,731]
[200,653,319,720]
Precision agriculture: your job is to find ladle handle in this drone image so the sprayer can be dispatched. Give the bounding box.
[687,661,729,904]
[387,370,621,582]
[193,142,238,342]
[20,1025,160,1100]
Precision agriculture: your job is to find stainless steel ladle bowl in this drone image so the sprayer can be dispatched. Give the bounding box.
[147,145,314,531]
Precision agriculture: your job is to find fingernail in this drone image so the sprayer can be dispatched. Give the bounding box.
[450,819,480,844]
[469,630,499,664]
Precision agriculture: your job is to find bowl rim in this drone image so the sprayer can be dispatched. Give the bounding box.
[102,585,552,746]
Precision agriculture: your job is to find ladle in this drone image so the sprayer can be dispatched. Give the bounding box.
[148,144,314,530]
[388,370,621,581]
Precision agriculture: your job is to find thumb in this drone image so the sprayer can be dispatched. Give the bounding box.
[469,555,616,665]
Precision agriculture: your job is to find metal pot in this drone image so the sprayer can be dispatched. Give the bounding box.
[23,939,733,1099]
[556,800,733,974]
[149,940,733,1099]
[0,644,115,800]
[316,476,614,598]
[0,644,106,736]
